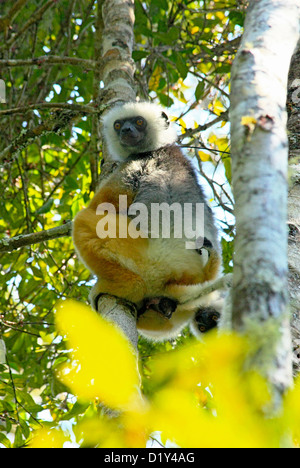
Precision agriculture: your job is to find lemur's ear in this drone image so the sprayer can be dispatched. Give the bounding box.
[161,112,170,126]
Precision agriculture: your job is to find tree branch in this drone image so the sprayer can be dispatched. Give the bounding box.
[0,102,97,117]
[0,0,27,34]
[0,108,99,166]
[0,56,96,70]
[96,294,139,351]
[0,110,81,163]
[0,222,72,253]
[0,0,57,50]
[2,0,28,23]
[177,111,229,141]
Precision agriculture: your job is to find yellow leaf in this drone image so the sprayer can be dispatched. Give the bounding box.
[190,26,199,34]
[29,428,68,448]
[216,12,225,20]
[178,118,187,130]
[198,150,211,162]
[241,116,257,127]
[149,66,163,91]
[283,376,300,442]
[74,417,126,448]
[147,388,210,448]
[176,78,190,91]
[38,331,56,345]
[55,300,140,409]
[209,99,225,116]
[208,133,229,152]
[192,46,201,55]
[176,92,188,105]
[146,386,265,448]
[146,334,278,448]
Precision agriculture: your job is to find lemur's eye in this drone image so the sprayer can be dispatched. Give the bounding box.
[136,117,144,127]
[114,121,121,130]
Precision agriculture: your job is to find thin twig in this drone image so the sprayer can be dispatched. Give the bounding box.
[6,357,20,423]
[177,111,229,141]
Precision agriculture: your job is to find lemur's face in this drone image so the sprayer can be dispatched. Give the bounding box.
[113,116,147,148]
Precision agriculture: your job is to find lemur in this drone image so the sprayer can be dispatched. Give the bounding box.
[72,101,222,341]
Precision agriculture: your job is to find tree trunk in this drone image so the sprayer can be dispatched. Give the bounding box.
[100,0,136,109]
[287,39,300,375]
[94,0,139,350]
[230,0,300,395]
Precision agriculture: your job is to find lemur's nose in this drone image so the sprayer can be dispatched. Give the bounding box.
[121,123,133,134]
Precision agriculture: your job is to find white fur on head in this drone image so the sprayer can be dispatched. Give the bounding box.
[101,101,178,161]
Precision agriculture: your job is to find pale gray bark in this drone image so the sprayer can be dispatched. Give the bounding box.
[100,0,136,108]
[0,221,72,252]
[287,39,300,374]
[94,0,138,349]
[230,0,300,394]
[96,295,139,351]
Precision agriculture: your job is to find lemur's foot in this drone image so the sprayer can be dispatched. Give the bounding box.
[138,297,178,319]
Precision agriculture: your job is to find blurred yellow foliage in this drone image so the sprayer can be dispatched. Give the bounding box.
[29,428,69,448]
[190,26,200,34]
[29,301,300,448]
[241,116,257,126]
[55,300,141,410]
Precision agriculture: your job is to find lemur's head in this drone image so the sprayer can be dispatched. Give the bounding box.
[101,101,178,161]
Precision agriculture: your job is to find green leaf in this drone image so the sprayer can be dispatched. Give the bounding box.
[65,176,79,190]
[222,152,232,184]
[11,333,26,354]
[71,198,81,218]
[195,81,205,101]
[151,0,168,9]
[132,50,148,61]
[13,426,24,448]
[157,93,174,107]
[170,52,188,80]
[31,266,44,279]
[19,418,30,440]
[36,198,54,215]
[229,11,245,26]
[0,432,11,448]
[66,400,91,419]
